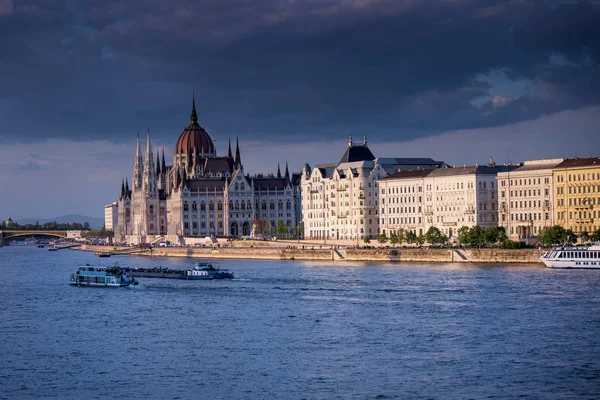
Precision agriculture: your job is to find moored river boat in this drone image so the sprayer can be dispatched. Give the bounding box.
[540,242,600,269]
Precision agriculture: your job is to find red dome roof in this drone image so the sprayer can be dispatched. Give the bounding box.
[174,97,215,155]
[175,123,215,155]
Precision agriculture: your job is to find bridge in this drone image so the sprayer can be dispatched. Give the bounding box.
[0,230,80,246]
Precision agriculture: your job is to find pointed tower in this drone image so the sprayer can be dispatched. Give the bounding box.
[132,133,143,190]
[227,137,232,159]
[120,179,125,199]
[125,178,130,197]
[191,92,198,124]
[234,136,241,169]
[156,152,161,176]
[284,161,290,182]
[161,150,166,175]
[142,129,156,194]
[277,163,281,178]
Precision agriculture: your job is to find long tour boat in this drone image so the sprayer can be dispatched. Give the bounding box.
[70,265,138,287]
[540,242,600,269]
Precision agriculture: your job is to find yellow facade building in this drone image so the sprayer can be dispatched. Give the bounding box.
[553,157,600,236]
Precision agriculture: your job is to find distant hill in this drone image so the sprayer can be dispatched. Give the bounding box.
[17,214,104,229]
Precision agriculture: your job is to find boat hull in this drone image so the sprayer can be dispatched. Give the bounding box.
[540,258,600,269]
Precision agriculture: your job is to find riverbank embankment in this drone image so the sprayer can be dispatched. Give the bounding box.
[79,244,543,264]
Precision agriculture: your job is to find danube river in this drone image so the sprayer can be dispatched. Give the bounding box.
[1,245,599,399]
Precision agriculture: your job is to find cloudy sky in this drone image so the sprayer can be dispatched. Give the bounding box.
[1,0,599,219]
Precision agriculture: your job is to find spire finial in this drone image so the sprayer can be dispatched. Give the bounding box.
[228,137,232,158]
[363,135,367,145]
[284,161,289,181]
[277,162,281,178]
[349,135,353,147]
[191,91,198,124]
[234,135,241,168]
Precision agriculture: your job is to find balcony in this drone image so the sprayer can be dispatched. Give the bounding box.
[465,209,475,214]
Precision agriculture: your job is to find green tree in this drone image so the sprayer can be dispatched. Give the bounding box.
[424,226,447,245]
[377,233,388,244]
[591,229,600,241]
[581,231,590,243]
[363,235,371,244]
[389,232,399,245]
[297,222,304,238]
[457,226,471,245]
[416,234,425,246]
[277,220,287,236]
[405,231,417,244]
[83,222,90,230]
[397,230,405,245]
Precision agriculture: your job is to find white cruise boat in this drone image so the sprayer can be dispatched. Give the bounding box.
[540,242,600,269]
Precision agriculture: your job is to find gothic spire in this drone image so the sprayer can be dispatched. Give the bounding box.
[190,92,198,124]
[156,152,161,176]
[227,137,232,158]
[125,178,130,195]
[234,136,241,168]
[277,162,281,178]
[142,129,156,193]
[161,150,166,175]
[284,161,290,181]
[132,133,143,189]
[120,179,125,199]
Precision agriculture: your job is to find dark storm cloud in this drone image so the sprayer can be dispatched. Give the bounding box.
[0,0,599,144]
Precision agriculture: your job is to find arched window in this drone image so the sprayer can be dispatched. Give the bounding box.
[262,201,267,210]
[286,200,291,210]
[183,202,189,211]
[192,201,197,211]
[235,201,240,210]
[270,201,275,210]
[209,202,214,211]
[241,200,246,210]
[200,202,206,211]
[217,201,223,211]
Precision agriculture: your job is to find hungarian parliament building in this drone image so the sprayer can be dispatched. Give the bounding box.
[113,97,300,245]
[110,97,600,245]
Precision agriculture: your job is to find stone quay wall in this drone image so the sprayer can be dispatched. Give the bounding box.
[79,244,543,264]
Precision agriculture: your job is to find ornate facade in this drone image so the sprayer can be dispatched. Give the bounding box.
[301,137,446,241]
[115,97,298,245]
[379,162,518,241]
[553,157,600,236]
[497,159,563,241]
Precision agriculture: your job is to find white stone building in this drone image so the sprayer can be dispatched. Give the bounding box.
[301,136,446,241]
[115,97,299,245]
[379,162,519,241]
[104,202,118,231]
[497,158,564,241]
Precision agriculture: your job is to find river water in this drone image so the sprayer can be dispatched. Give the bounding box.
[1,245,599,399]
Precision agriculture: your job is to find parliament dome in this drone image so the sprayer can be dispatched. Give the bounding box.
[175,97,215,156]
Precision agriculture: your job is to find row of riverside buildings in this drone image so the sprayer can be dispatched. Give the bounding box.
[107,96,600,245]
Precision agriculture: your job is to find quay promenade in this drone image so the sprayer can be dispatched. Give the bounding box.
[79,240,543,264]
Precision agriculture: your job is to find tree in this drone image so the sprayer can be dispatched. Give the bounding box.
[415,234,425,246]
[581,231,590,243]
[277,220,287,237]
[457,226,471,245]
[83,222,90,230]
[296,222,304,238]
[363,235,371,244]
[425,226,447,245]
[397,230,405,245]
[483,227,500,245]
[377,233,388,244]
[389,232,399,245]
[537,225,575,246]
[591,229,600,241]
[405,231,417,244]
